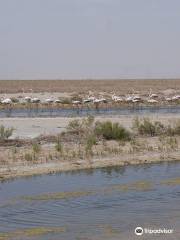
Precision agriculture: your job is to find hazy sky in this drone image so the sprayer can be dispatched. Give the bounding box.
[1,0,180,79]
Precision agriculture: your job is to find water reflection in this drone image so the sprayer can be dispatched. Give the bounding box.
[100,166,126,176]
[0,105,180,118]
[0,162,180,239]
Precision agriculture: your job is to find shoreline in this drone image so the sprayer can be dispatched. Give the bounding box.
[0,102,179,109]
[1,152,180,181]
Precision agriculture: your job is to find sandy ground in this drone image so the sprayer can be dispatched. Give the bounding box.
[0,88,179,103]
[0,79,179,94]
[0,91,71,102]
[0,114,179,139]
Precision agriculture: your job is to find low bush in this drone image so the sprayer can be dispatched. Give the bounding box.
[67,119,82,134]
[0,125,14,140]
[11,97,19,103]
[166,120,180,136]
[67,116,95,136]
[132,117,165,136]
[70,95,82,102]
[32,142,41,154]
[55,136,63,153]
[94,121,131,141]
[24,153,33,162]
[60,98,71,104]
[174,120,180,135]
[85,133,97,156]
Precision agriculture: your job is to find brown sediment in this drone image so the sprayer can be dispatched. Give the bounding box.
[101,225,121,236]
[160,177,180,186]
[0,226,66,240]
[22,190,94,201]
[20,180,153,202]
[0,79,179,112]
[109,180,154,192]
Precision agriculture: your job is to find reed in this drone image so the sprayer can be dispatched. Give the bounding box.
[0,125,14,140]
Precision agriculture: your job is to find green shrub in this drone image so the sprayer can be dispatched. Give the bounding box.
[85,134,97,156]
[32,142,41,154]
[70,95,82,102]
[0,125,14,140]
[67,116,95,135]
[60,98,71,104]
[132,117,165,136]
[164,120,180,136]
[172,120,180,135]
[94,121,131,141]
[11,97,19,103]
[82,115,94,128]
[166,125,174,136]
[86,134,97,145]
[24,153,33,162]
[67,119,81,133]
[166,137,178,150]
[55,136,63,153]
[158,136,178,151]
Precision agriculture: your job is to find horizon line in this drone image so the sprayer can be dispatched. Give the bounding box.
[0,77,180,81]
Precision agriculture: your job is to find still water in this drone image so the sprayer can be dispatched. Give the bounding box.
[1,105,180,117]
[0,163,180,239]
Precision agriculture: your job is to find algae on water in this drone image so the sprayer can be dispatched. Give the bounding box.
[0,227,66,239]
[160,177,180,186]
[22,190,94,201]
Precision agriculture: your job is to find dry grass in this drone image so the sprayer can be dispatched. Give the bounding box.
[0,79,179,94]
[0,117,180,180]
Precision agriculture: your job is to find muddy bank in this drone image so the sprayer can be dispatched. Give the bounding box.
[1,150,180,181]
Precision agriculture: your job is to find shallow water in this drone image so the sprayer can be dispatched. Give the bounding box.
[1,105,180,118]
[0,163,180,239]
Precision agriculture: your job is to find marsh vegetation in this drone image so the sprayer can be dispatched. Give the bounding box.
[0,116,180,179]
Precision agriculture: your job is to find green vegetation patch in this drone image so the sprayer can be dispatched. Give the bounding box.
[17,227,66,236]
[95,121,131,141]
[100,224,121,236]
[0,125,14,140]
[0,227,66,239]
[160,177,180,186]
[132,117,166,136]
[22,190,94,201]
[110,180,154,192]
[0,233,9,240]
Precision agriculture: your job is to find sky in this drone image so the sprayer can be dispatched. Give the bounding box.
[1,0,180,80]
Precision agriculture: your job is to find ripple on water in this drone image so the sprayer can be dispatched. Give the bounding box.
[1,163,180,239]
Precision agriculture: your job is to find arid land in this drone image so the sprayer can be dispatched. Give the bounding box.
[0,79,179,110]
[0,79,180,94]
[0,79,180,180]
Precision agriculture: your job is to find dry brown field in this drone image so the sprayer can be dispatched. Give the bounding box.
[0,79,179,94]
